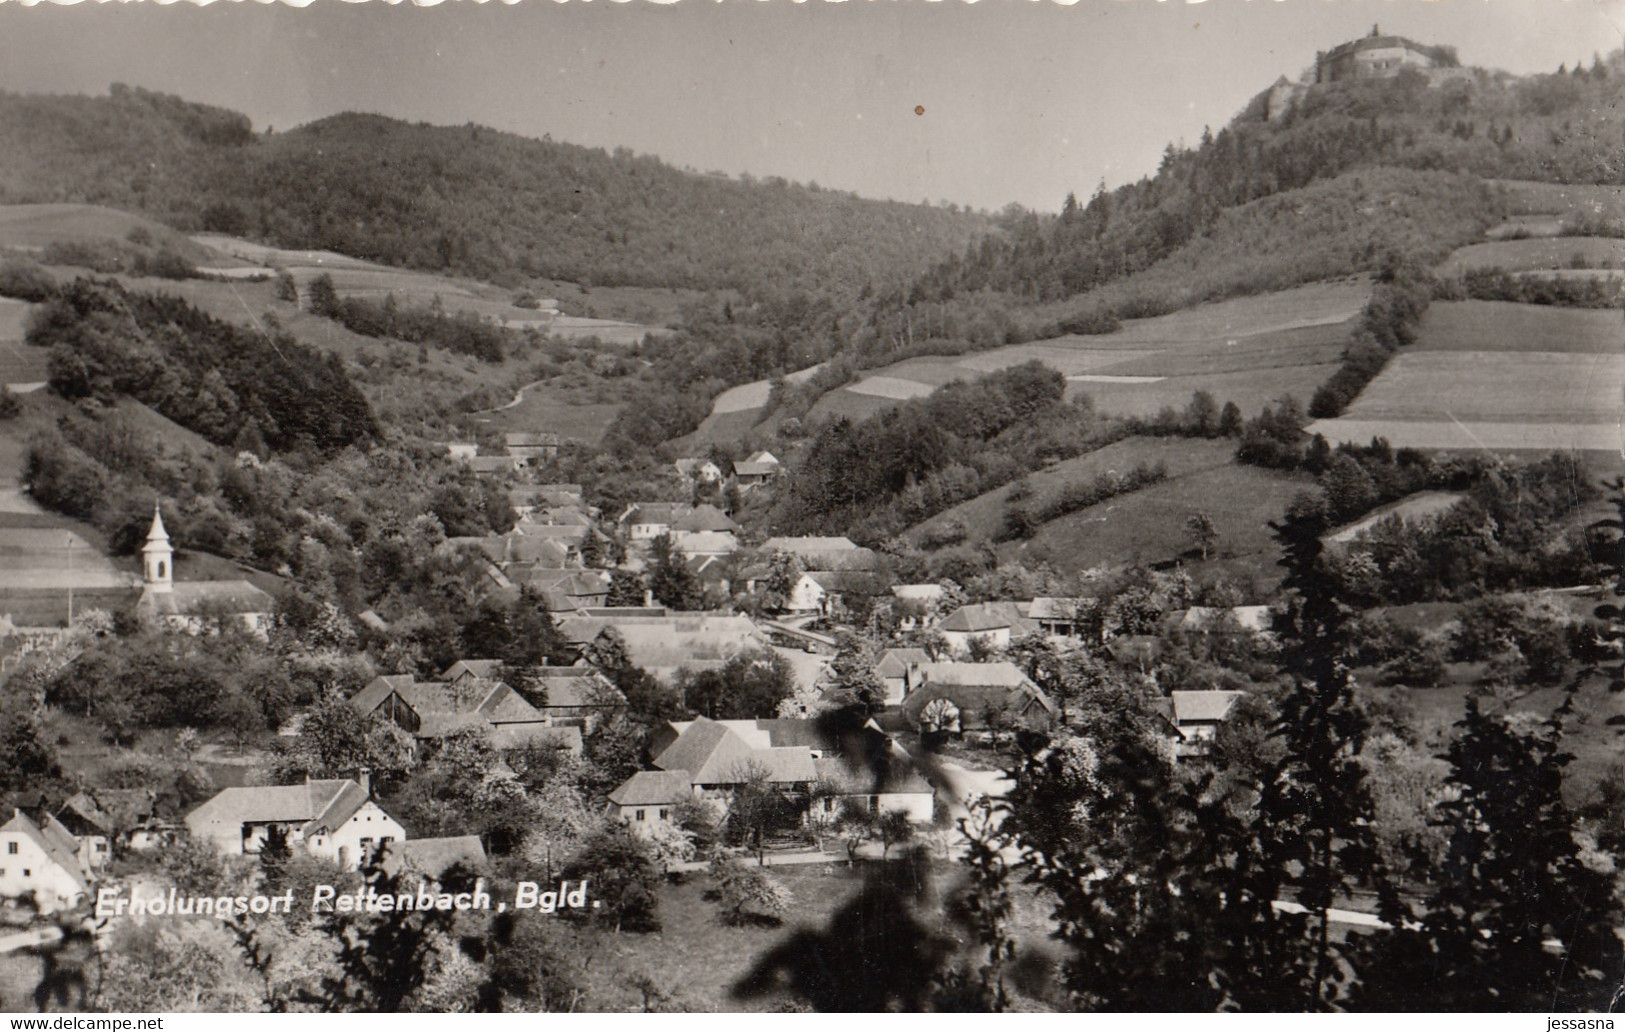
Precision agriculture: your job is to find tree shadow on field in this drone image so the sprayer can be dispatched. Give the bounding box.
[730,848,953,1012]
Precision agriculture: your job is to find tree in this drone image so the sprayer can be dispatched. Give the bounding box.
[823,632,886,712]
[306,273,340,317]
[270,695,413,785]
[647,534,702,611]
[876,810,914,860]
[710,855,794,925]
[678,647,796,720]
[1253,501,1387,1009]
[1185,511,1218,561]
[1356,696,1624,1011]
[565,823,660,933]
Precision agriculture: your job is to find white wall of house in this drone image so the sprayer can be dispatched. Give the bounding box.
[614,802,677,836]
[787,575,827,614]
[816,791,935,824]
[0,833,84,913]
[630,522,670,541]
[306,801,406,870]
[941,628,1009,656]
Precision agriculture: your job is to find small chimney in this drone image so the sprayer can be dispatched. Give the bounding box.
[643,589,655,608]
[358,768,372,797]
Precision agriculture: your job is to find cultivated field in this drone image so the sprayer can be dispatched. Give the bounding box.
[1490,180,1625,221]
[907,436,1240,550]
[0,204,234,266]
[1405,301,1621,354]
[1335,351,1622,426]
[807,282,1366,426]
[1003,462,1313,586]
[472,384,622,445]
[1310,298,1624,457]
[1436,236,1625,276]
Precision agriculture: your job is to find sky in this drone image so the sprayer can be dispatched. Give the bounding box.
[0,0,1622,213]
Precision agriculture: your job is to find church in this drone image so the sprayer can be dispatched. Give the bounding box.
[135,505,275,636]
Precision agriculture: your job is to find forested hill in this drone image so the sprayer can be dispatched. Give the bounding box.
[900,55,1625,309]
[0,86,994,296]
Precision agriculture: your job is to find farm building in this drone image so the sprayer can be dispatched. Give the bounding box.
[186,774,403,870]
[0,809,92,913]
[899,661,1055,733]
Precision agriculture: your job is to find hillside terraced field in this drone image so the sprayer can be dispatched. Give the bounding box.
[805,280,1367,425]
[0,204,235,266]
[1308,299,1624,456]
[1437,236,1625,276]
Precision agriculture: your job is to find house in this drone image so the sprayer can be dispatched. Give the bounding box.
[441,659,504,688]
[898,661,1055,734]
[54,792,113,870]
[648,717,818,800]
[620,502,695,542]
[1170,690,1248,757]
[469,455,524,476]
[522,568,611,610]
[504,432,560,463]
[607,771,696,834]
[939,602,1039,656]
[1315,26,1450,83]
[672,504,740,537]
[556,612,768,682]
[672,531,739,559]
[1162,606,1275,640]
[759,620,838,655]
[351,675,563,742]
[674,459,725,485]
[804,570,893,614]
[732,450,782,489]
[0,809,91,913]
[186,774,404,870]
[812,757,935,824]
[649,716,887,760]
[136,507,274,636]
[1028,597,1092,638]
[760,536,859,565]
[524,666,625,729]
[378,836,487,885]
[876,648,932,706]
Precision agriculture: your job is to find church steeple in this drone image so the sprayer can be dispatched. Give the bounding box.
[142,503,172,593]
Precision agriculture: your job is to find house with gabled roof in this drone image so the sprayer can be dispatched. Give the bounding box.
[898,661,1055,734]
[1169,690,1249,757]
[55,792,114,870]
[186,774,403,870]
[939,602,1040,656]
[732,451,782,490]
[876,647,932,706]
[674,458,725,485]
[524,666,625,729]
[350,675,577,752]
[0,809,92,913]
[648,716,817,798]
[619,502,695,542]
[608,771,697,833]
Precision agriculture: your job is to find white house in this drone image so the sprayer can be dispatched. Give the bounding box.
[186,775,405,870]
[0,810,91,914]
[938,602,1038,656]
[606,770,696,834]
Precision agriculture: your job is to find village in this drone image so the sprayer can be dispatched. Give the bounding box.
[0,438,1260,924]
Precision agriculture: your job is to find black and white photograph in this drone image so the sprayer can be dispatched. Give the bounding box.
[0,0,1622,1015]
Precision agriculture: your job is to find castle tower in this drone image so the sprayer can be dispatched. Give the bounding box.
[142,503,173,594]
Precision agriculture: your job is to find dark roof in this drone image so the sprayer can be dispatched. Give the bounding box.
[379,836,487,880]
[608,770,695,807]
[672,504,740,534]
[0,810,86,890]
[941,602,1037,635]
[813,756,933,795]
[138,580,273,617]
[652,717,816,784]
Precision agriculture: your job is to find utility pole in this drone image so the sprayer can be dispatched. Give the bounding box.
[65,533,73,627]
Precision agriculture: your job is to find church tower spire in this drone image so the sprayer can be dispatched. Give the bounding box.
[142,503,172,593]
